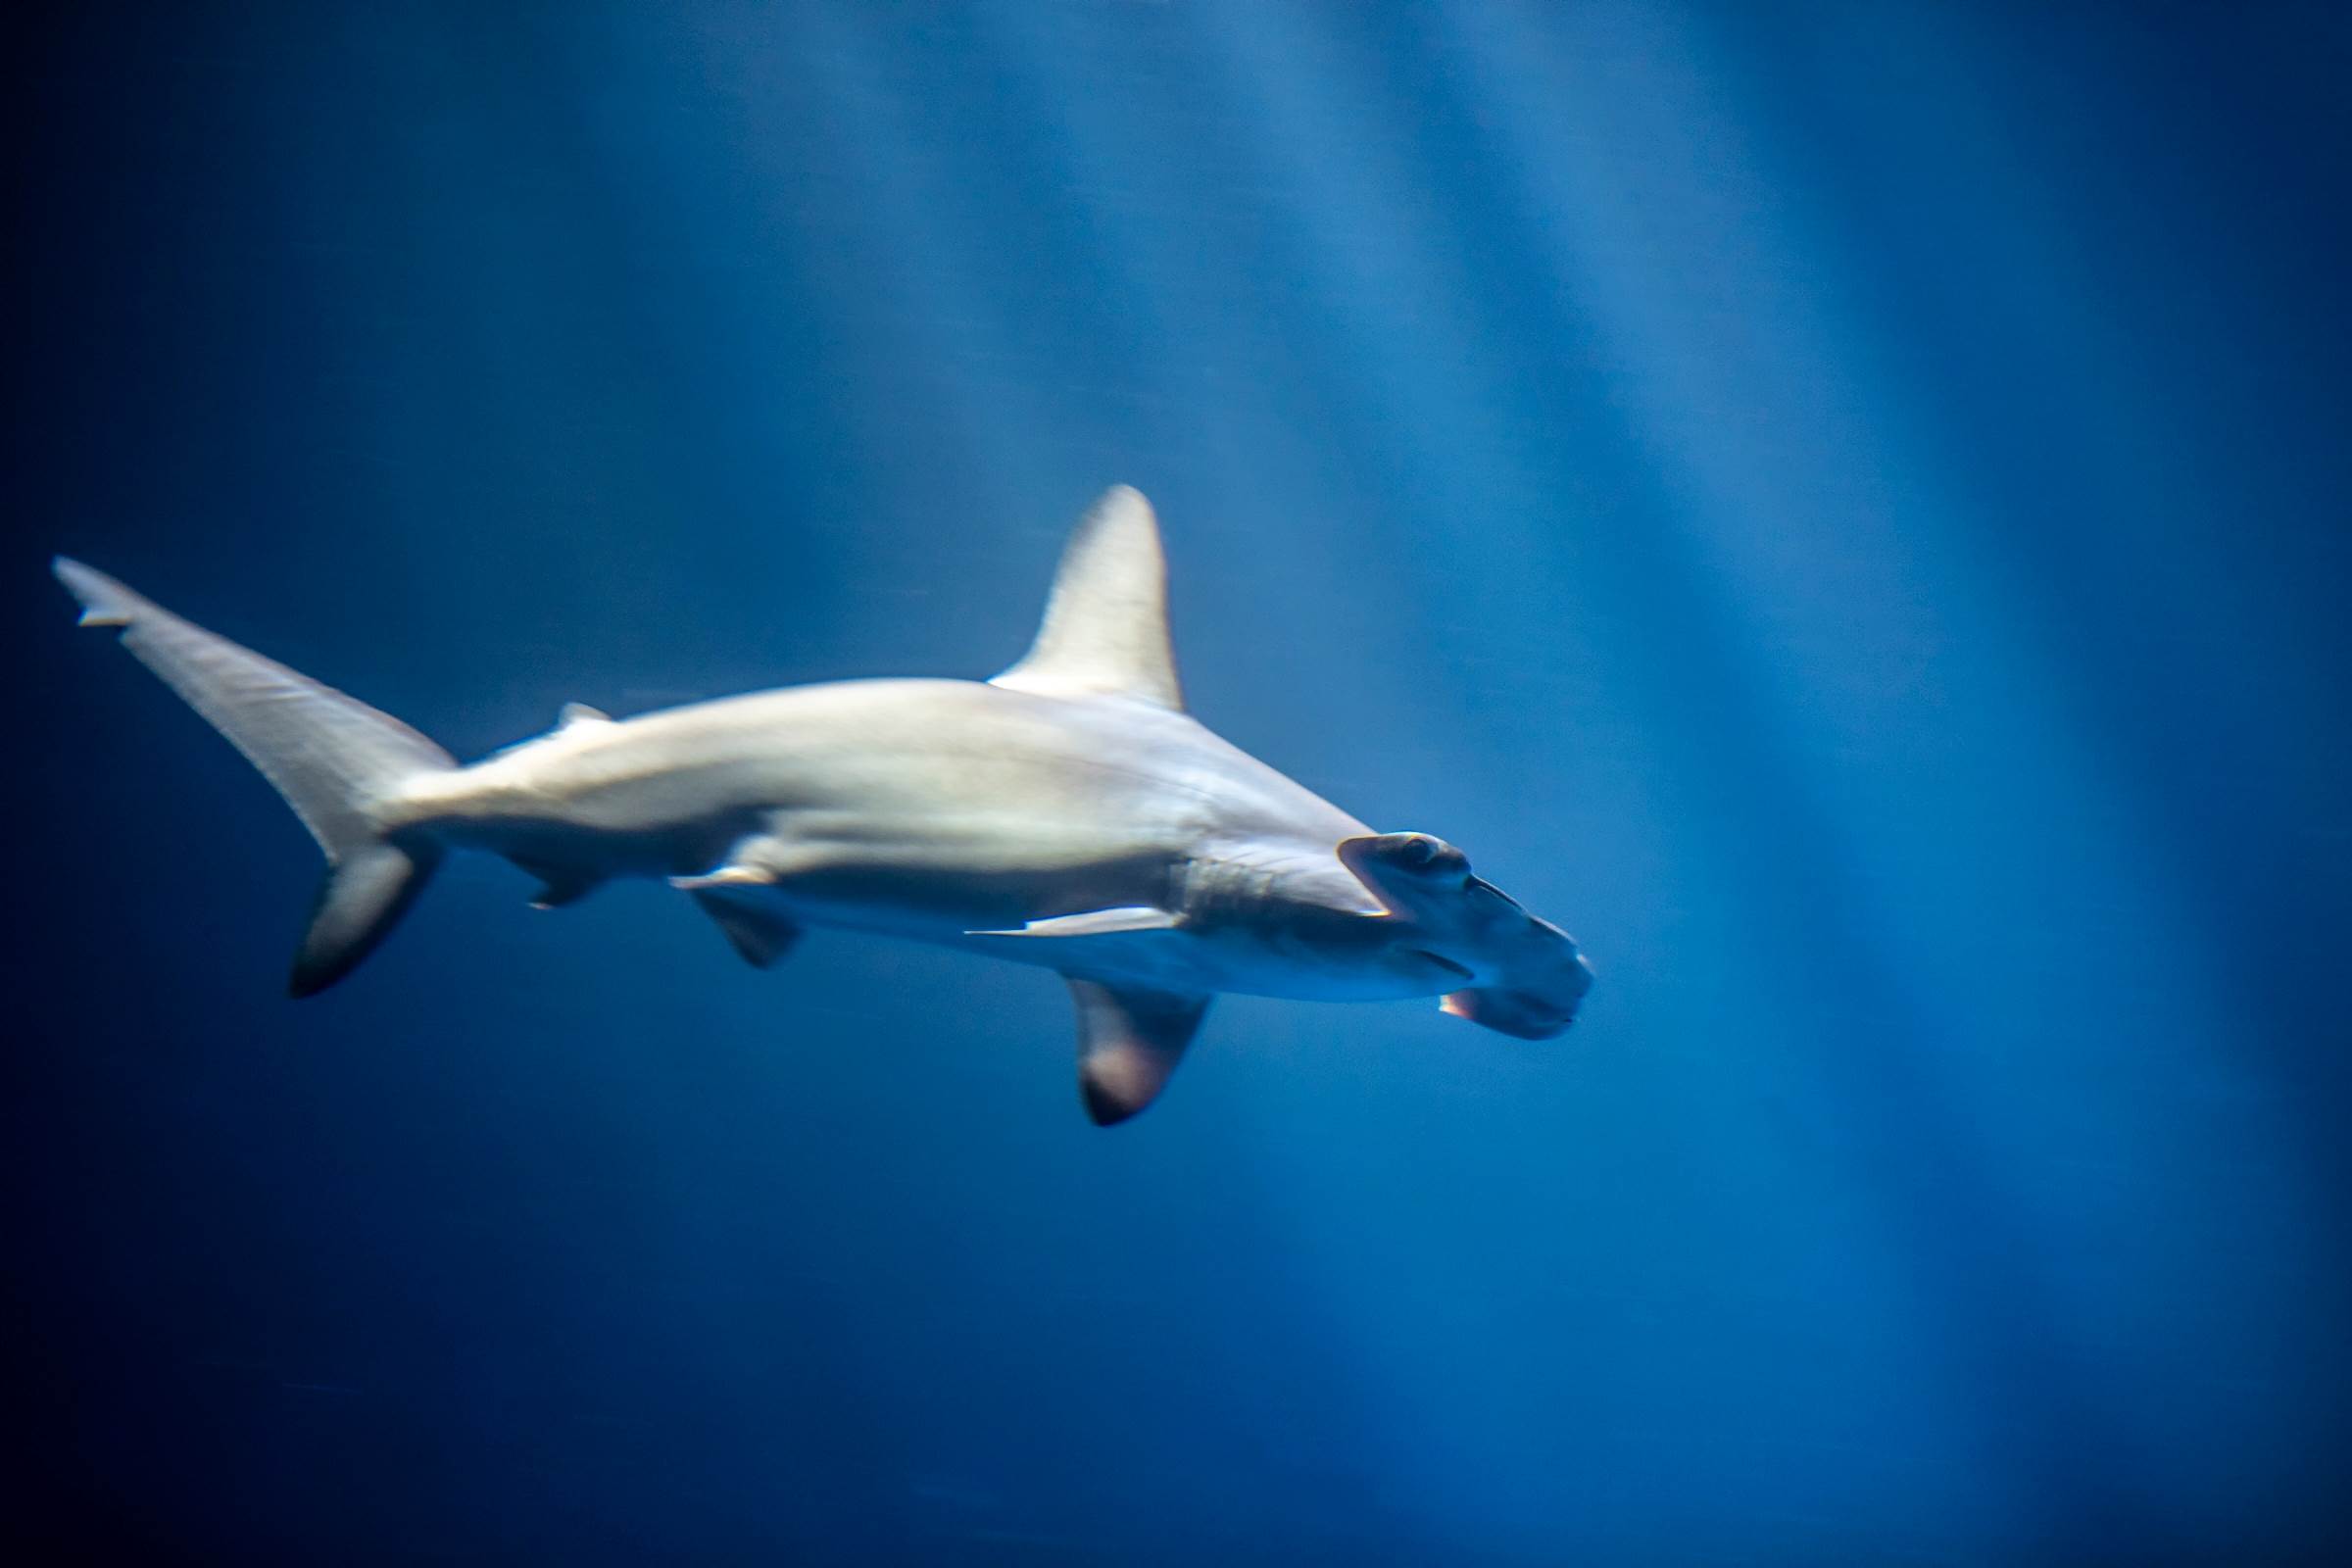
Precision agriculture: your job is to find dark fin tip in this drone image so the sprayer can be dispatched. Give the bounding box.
[1081,1070,1150,1127]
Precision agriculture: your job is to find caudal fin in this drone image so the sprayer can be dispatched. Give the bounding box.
[54,558,457,996]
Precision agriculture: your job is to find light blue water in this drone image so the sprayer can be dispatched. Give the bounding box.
[17,4,2351,1561]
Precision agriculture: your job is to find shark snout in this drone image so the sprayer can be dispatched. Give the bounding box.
[1441,951,1592,1040]
[1336,829,1592,1032]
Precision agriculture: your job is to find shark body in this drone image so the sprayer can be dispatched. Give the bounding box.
[55,488,1590,1122]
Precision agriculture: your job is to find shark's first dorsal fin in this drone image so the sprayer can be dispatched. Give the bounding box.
[991,486,1183,710]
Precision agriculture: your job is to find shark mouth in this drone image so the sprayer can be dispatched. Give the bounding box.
[1409,950,1476,983]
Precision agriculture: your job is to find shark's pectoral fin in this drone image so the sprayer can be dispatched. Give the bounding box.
[967,906,1182,940]
[1066,978,1209,1126]
[672,866,802,968]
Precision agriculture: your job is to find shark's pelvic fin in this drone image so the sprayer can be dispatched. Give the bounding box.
[967,906,1182,939]
[1067,978,1208,1125]
[671,864,802,967]
[519,858,599,910]
[692,892,802,967]
[53,557,457,997]
[558,702,612,727]
[991,486,1184,710]
[671,865,776,892]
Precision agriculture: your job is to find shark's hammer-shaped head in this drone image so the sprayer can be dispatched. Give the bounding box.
[1337,832,1593,1039]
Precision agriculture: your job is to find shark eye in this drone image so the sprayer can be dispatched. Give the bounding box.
[1388,834,1467,876]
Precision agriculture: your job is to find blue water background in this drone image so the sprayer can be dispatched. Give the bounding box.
[13,4,2351,1561]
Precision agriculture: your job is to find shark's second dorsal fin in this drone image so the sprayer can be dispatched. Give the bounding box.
[991,486,1183,710]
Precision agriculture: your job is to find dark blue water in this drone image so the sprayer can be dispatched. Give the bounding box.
[14,4,2351,1561]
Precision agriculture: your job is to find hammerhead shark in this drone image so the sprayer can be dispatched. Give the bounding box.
[54,487,1590,1123]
